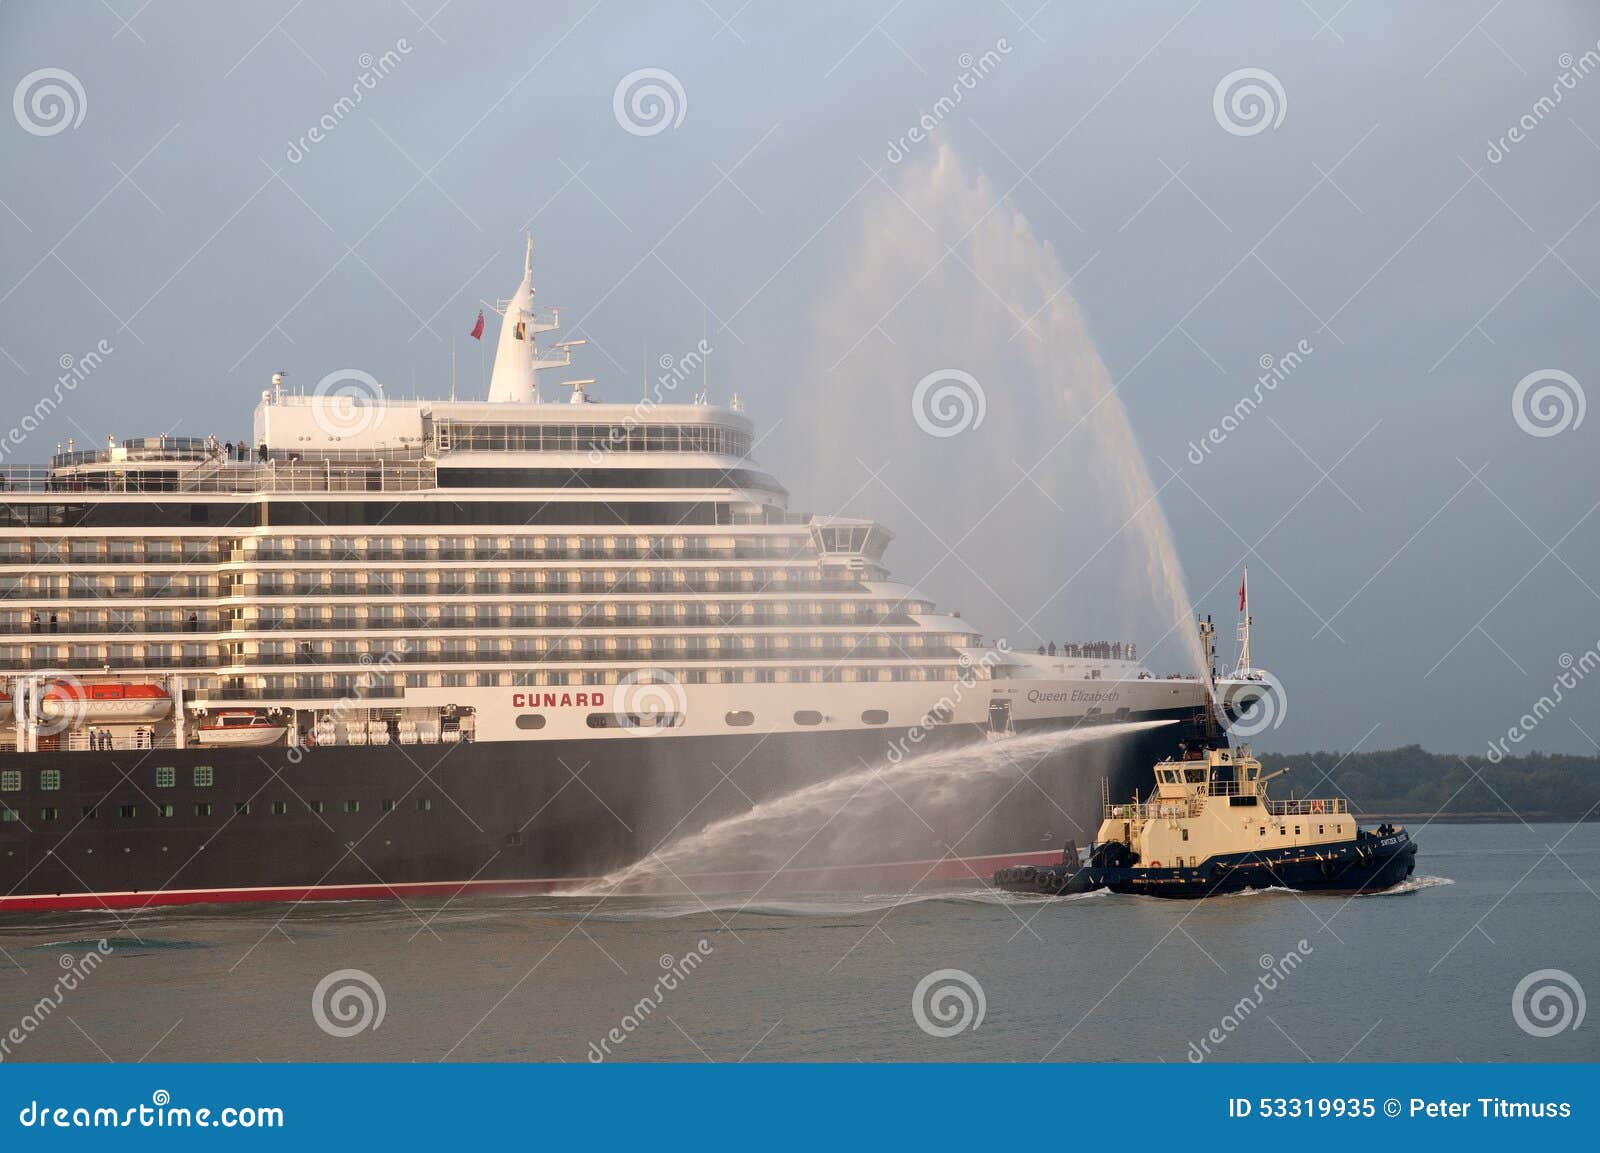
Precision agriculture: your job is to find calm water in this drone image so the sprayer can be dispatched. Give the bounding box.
[2,822,1596,1063]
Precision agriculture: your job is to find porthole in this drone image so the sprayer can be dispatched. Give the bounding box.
[725,710,755,727]
[793,710,823,726]
[861,709,889,725]
[515,714,547,730]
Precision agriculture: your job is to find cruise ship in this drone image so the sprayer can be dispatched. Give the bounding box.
[0,243,1266,910]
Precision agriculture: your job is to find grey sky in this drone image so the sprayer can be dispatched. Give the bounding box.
[3,1,1599,756]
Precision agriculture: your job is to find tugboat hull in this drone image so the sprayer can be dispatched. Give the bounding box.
[997,828,1417,899]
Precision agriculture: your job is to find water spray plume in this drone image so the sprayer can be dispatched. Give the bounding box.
[796,144,1204,675]
[578,719,1175,897]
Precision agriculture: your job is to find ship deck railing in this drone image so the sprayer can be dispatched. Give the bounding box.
[0,461,437,495]
[1264,797,1348,816]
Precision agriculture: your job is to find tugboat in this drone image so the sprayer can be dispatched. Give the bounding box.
[994,745,1417,898]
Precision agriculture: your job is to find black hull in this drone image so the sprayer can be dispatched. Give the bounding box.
[0,708,1201,907]
[996,829,1419,899]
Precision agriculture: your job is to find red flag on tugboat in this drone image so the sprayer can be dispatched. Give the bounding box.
[1238,574,1247,611]
[469,310,485,340]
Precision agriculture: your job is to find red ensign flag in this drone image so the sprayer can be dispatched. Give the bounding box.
[469,310,485,340]
[1238,576,1247,611]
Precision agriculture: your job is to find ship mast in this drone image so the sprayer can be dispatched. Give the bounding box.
[485,233,581,404]
[1234,566,1253,676]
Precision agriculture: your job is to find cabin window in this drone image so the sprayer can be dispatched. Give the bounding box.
[0,771,18,792]
[1181,829,1189,841]
[794,710,823,726]
[155,766,175,789]
[307,801,324,814]
[343,801,360,814]
[725,710,756,727]
[40,769,60,791]
[0,807,16,823]
[1258,826,1265,837]
[271,801,288,815]
[515,714,547,730]
[860,709,890,725]
[416,798,432,812]
[382,799,396,813]
[1294,826,1300,836]
[1278,826,1286,836]
[81,805,99,819]
[119,804,138,819]
[39,807,60,821]
[235,802,251,815]
[1317,824,1324,835]
[194,766,214,787]
[159,804,174,818]
[586,713,614,729]
[194,802,213,817]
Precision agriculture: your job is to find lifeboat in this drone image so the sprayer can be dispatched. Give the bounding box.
[196,710,288,748]
[38,681,173,723]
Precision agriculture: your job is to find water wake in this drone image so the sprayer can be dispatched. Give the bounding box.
[572,719,1173,897]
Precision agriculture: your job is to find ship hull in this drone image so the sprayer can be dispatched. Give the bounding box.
[0,708,1198,911]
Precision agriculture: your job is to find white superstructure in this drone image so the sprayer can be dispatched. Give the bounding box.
[0,248,1219,756]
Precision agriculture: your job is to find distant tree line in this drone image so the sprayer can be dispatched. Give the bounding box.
[1260,744,1600,821]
